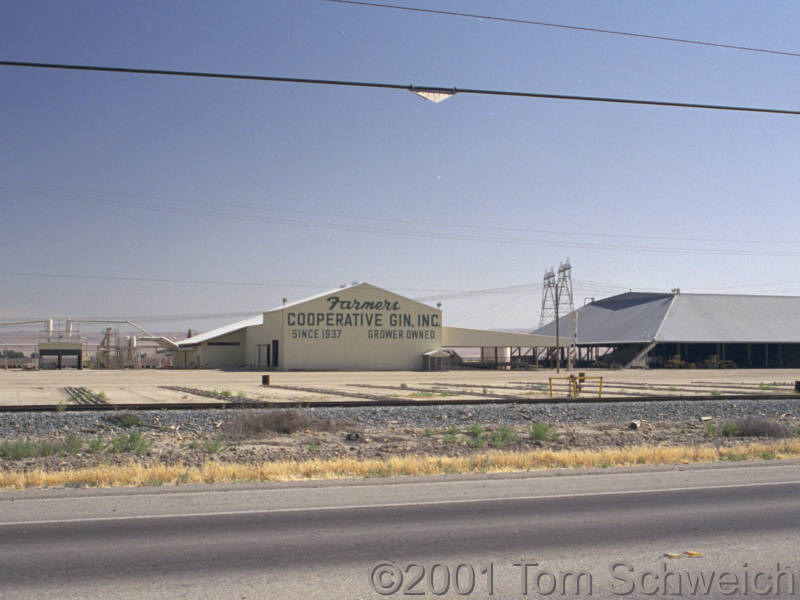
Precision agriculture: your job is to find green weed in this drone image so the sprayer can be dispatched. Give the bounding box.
[529,421,558,441]
[466,424,484,437]
[116,413,141,428]
[61,432,82,455]
[490,426,517,448]
[720,422,741,437]
[109,431,150,455]
[88,437,105,453]
[725,451,748,461]
[202,435,225,454]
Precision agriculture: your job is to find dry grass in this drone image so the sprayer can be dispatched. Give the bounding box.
[2,440,800,489]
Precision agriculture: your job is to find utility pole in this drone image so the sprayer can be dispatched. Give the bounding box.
[554,284,560,373]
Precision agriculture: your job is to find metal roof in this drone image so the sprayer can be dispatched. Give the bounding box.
[534,292,800,345]
[656,293,800,343]
[176,314,262,347]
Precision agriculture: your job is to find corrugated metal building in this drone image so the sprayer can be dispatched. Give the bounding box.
[173,282,559,370]
[534,291,800,368]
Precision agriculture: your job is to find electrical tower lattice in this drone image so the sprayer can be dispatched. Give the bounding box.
[539,260,574,327]
[539,259,576,369]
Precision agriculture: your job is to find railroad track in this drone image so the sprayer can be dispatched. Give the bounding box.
[159,385,269,403]
[0,391,797,412]
[63,387,109,406]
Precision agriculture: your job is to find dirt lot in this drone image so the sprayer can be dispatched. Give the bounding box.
[0,368,799,406]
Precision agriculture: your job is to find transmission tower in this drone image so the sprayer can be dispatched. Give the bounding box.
[539,259,576,371]
[539,259,574,327]
[539,268,557,328]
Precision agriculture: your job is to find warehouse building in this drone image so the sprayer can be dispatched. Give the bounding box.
[535,291,800,368]
[173,282,559,370]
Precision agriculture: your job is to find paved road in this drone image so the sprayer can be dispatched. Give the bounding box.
[1,462,799,599]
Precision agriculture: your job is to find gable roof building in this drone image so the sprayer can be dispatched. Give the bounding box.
[534,291,800,368]
[174,282,559,370]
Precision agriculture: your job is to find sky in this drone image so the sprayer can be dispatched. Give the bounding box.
[2,0,800,337]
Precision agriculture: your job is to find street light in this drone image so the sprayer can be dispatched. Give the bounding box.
[410,86,457,103]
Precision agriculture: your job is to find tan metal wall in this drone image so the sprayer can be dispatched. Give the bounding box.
[247,283,442,370]
[176,329,246,368]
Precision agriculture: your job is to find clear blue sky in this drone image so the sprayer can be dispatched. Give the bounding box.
[2,0,800,334]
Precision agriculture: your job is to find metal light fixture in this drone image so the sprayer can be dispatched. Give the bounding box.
[410,86,456,103]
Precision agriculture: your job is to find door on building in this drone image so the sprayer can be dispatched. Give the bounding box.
[271,340,279,367]
[257,344,270,369]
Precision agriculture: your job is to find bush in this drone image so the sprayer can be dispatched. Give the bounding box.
[0,440,40,460]
[224,410,337,438]
[0,435,88,459]
[466,424,484,438]
[712,418,793,439]
[529,421,558,441]
[202,435,226,454]
[113,413,141,428]
[61,432,83,455]
[720,422,741,437]
[467,436,486,449]
[465,424,485,448]
[88,437,105,453]
[109,431,150,454]
[733,417,793,438]
[490,426,517,448]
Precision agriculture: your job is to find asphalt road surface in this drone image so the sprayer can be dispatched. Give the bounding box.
[1,462,799,599]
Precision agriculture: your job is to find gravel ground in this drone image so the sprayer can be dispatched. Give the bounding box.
[2,398,800,438]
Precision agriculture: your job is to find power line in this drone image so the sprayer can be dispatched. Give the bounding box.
[0,271,326,288]
[2,177,798,258]
[12,187,800,258]
[0,311,257,324]
[322,0,800,59]
[415,283,546,302]
[0,270,458,294]
[2,60,800,115]
[2,176,797,246]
